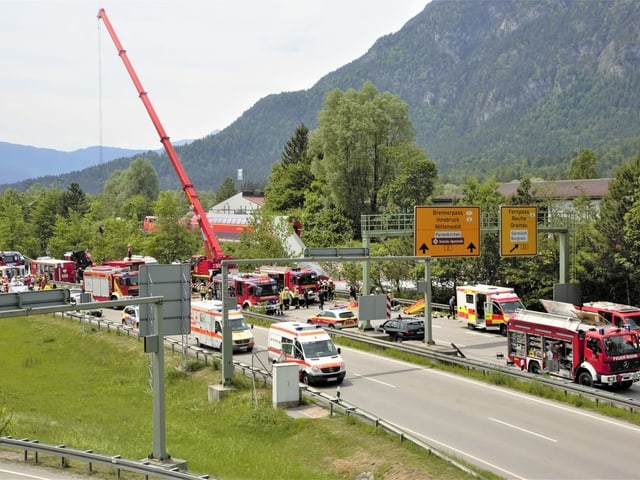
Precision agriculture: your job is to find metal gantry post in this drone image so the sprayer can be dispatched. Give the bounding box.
[221,265,233,386]
[151,302,168,460]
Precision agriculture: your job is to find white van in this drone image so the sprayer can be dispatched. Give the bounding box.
[190,300,254,352]
[268,321,345,385]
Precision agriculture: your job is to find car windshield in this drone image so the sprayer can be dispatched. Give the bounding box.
[255,284,279,297]
[604,333,639,356]
[296,273,317,285]
[501,300,525,313]
[229,317,249,331]
[301,339,337,358]
[338,311,355,319]
[623,314,640,329]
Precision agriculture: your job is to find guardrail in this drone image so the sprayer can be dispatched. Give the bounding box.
[0,436,212,479]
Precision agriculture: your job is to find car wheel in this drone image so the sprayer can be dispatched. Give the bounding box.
[578,371,593,387]
[301,373,311,386]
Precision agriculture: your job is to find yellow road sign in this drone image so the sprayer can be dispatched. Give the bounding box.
[500,206,538,256]
[414,206,480,257]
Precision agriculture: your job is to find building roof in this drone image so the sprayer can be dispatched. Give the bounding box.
[435,178,612,205]
[497,178,612,200]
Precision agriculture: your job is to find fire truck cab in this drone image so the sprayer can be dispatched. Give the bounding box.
[456,284,524,335]
[577,301,640,332]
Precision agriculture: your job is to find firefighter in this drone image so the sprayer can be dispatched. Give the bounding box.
[199,282,207,301]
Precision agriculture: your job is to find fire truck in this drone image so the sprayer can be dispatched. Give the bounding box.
[257,266,319,303]
[209,274,280,314]
[29,257,77,283]
[576,301,640,332]
[506,301,640,390]
[0,250,25,267]
[456,284,524,335]
[82,266,139,303]
[98,9,234,288]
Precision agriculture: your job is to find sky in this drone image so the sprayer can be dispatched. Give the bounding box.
[0,0,428,152]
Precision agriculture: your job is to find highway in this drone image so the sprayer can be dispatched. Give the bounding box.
[93,305,640,479]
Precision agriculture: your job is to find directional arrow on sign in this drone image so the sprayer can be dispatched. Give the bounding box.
[509,244,519,253]
[467,242,477,253]
[419,243,429,254]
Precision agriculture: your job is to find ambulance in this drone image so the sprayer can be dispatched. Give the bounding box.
[456,284,524,335]
[268,322,345,385]
[189,300,254,352]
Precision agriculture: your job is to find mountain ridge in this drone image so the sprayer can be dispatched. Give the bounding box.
[2,0,640,194]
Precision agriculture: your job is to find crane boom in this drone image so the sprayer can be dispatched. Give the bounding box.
[97,8,226,265]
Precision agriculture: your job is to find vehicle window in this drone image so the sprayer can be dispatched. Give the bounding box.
[339,312,354,319]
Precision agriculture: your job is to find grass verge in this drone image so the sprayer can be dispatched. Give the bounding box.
[0,314,497,480]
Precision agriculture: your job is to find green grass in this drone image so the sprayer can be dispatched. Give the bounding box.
[0,315,497,480]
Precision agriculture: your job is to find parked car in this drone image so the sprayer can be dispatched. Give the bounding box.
[376,317,425,342]
[121,305,139,328]
[68,287,102,317]
[308,308,358,329]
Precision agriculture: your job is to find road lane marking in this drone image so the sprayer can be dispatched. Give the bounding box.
[352,372,396,388]
[396,424,526,480]
[488,417,557,442]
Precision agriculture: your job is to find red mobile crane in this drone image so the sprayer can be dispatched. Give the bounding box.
[97,9,233,283]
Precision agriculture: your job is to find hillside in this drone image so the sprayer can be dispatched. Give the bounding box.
[3,0,640,194]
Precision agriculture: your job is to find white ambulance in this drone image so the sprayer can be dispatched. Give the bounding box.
[268,322,346,385]
[189,300,254,352]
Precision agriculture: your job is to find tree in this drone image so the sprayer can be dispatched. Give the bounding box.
[233,210,288,266]
[383,150,438,212]
[214,177,237,205]
[143,191,199,264]
[310,81,421,235]
[264,123,314,213]
[62,182,89,217]
[569,149,598,180]
[102,157,159,218]
[596,153,640,303]
[0,189,35,257]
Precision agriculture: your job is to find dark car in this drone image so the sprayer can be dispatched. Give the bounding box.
[376,317,425,342]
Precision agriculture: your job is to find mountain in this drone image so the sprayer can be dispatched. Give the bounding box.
[3,0,640,195]
[0,142,149,185]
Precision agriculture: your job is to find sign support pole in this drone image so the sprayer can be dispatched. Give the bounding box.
[425,258,434,345]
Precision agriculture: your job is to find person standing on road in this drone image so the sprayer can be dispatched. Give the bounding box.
[303,289,310,309]
[449,295,456,318]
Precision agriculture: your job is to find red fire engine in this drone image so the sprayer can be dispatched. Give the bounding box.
[209,274,280,314]
[576,301,640,332]
[0,250,25,267]
[30,257,77,283]
[82,266,139,303]
[507,301,640,390]
[256,266,319,302]
[98,9,234,289]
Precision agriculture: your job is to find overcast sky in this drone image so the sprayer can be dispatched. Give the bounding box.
[1,0,427,152]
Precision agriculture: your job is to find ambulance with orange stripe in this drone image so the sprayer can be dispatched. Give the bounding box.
[456,284,524,335]
[189,300,254,352]
[268,322,345,385]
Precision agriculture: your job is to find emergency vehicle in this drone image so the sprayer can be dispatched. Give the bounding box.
[82,266,139,303]
[0,250,25,266]
[189,300,254,352]
[29,257,77,283]
[456,284,524,335]
[576,301,640,332]
[257,266,319,302]
[507,301,640,390]
[268,322,345,385]
[209,274,279,314]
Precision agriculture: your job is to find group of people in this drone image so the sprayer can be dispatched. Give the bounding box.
[277,286,311,314]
